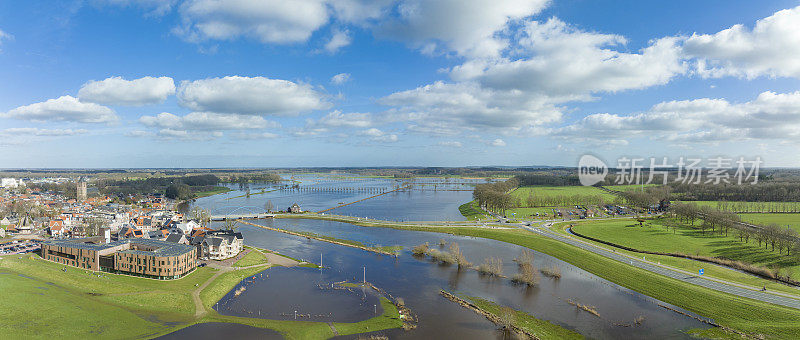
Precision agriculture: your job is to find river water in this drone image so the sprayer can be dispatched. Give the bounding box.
[170,175,710,339]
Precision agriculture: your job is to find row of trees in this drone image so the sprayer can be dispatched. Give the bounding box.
[671,202,800,256]
[515,193,615,208]
[712,201,800,213]
[670,182,800,202]
[472,178,519,215]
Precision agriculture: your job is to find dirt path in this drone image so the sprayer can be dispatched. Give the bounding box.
[192,267,232,318]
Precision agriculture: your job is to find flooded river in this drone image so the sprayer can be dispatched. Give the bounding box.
[170,176,710,339]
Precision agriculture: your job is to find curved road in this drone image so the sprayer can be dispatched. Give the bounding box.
[524,221,800,310]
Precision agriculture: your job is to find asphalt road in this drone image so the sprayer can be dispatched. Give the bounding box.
[524,222,800,310]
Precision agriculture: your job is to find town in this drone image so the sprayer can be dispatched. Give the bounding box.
[1,177,244,273]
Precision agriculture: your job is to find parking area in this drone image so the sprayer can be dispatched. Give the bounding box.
[0,240,41,255]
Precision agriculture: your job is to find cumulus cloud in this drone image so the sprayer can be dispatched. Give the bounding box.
[324,29,351,53]
[330,73,351,85]
[489,138,506,147]
[177,76,330,116]
[552,90,800,144]
[450,18,686,95]
[231,132,279,139]
[139,112,279,131]
[360,128,398,142]
[2,96,117,124]
[175,0,329,44]
[380,81,562,134]
[377,0,550,58]
[155,128,224,140]
[683,6,800,79]
[78,76,176,106]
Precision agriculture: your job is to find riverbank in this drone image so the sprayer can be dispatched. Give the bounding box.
[440,291,583,340]
[194,186,233,198]
[273,216,800,338]
[240,220,402,256]
[0,252,404,339]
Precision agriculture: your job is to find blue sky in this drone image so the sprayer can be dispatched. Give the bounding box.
[1,0,799,168]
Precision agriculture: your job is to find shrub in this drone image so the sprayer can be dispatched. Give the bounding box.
[540,265,562,279]
[477,257,503,276]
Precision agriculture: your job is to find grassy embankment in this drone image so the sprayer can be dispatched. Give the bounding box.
[194,186,233,198]
[554,219,800,297]
[278,218,800,338]
[458,201,488,220]
[463,295,583,340]
[233,248,270,267]
[570,218,800,276]
[0,253,402,339]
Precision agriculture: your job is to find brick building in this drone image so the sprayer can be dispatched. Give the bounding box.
[41,237,197,280]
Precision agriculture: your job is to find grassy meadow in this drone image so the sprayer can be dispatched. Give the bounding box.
[569,219,800,276]
[739,213,800,232]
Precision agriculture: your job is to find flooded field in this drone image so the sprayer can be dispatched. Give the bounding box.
[175,175,710,339]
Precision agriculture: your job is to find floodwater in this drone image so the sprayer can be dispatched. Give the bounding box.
[191,174,483,221]
[204,219,709,339]
[174,175,711,339]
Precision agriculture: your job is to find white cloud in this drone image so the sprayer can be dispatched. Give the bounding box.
[437,141,462,148]
[177,76,329,116]
[2,96,117,124]
[0,29,12,51]
[316,110,372,128]
[380,81,562,133]
[324,29,351,53]
[139,112,279,131]
[377,0,550,58]
[330,73,351,85]
[489,138,506,147]
[359,128,398,142]
[683,6,800,79]
[176,0,329,44]
[450,18,686,95]
[552,90,800,144]
[78,76,176,106]
[0,128,88,136]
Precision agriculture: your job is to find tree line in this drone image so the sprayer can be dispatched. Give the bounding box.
[671,202,800,256]
[472,178,519,215]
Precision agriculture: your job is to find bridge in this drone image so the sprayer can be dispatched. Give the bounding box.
[210,213,275,221]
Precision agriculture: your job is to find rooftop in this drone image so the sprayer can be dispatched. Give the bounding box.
[43,237,194,257]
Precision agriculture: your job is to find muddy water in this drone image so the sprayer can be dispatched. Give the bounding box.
[203,218,709,339]
[192,175,481,221]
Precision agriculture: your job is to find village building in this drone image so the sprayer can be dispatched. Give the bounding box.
[288,203,302,213]
[41,238,197,280]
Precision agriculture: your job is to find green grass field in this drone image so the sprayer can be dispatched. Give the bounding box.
[0,253,404,339]
[459,201,488,220]
[739,213,800,232]
[234,248,269,267]
[602,184,657,192]
[680,200,800,213]
[550,220,800,296]
[194,186,233,198]
[463,295,583,339]
[511,186,616,200]
[570,219,800,275]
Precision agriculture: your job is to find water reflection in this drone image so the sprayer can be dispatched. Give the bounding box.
[205,218,709,339]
